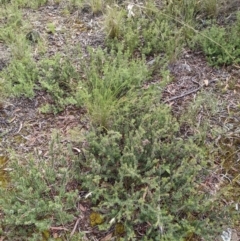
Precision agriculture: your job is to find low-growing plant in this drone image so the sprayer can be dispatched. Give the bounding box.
[11,0,48,8]
[164,0,220,22]
[67,0,84,9]
[179,91,220,144]
[75,45,150,128]
[1,56,38,98]
[0,133,79,240]
[196,25,234,65]
[200,0,218,18]
[191,11,240,66]
[10,34,33,60]
[104,4,185,60]
[103,5,125,39]
[76,86,232,240]
[46,22,56,34]
[0,4,25,43]
[86,0,103,15]
[164,0,200,24]
[38,53,79,113]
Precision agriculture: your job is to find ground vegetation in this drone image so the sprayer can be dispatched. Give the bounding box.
[0,0,239,240]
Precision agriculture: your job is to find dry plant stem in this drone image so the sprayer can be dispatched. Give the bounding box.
[164,79,217,103]
[70,217,81,237]
[50,226,69,231]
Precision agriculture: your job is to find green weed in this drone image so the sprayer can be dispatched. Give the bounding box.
[104,3,185,60]
[75,45,150,128]
[0,133,79,240]
[0,4,26,44]
[192,13,240,66]
[76,87,231,240]
[85,0,103,15]
[1,56,38,98]
[103,5,125,39]
[38,54,79,113]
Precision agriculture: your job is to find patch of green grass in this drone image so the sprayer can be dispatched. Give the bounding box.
[103,5,125,39]
[75,45,150,128]
[87,0,103,14]
[0,4,26,43]
[103,2,186,60]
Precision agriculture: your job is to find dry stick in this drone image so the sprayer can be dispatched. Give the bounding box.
[163,86,201,103]
[163,79,216,103]
[70,217,81,238]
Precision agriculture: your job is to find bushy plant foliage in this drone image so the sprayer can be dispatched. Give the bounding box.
[75,45,150,128]
[76,87,230,240]
[0,137,79,240]
[126,16,180,56]
[103,3,184,59]
[165,0,200,23]
[193,12,240,66]
[39,54,79,113]
[1,57,38,98]
[0,5,24,43]
[10,0,47,8]
[103,5,125,39]
[0,1,237,240]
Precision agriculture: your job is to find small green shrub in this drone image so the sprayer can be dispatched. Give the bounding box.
[1,57,38,98]
[103,5,125,39]
[200,0,218,18]
[87,0,103,14]
[11,0,48,8]
[0,5,25,43]
[193,12,240,66]
[76,87,231,240]
[39,54,79,113]
[105,5,184,60]
[0,134,79,240]
[179,91,219,144]
[165,0,200,23]
[46,22,56,34]
[196,25,234,65]
[164,0,219,21]
[75,45,150,128]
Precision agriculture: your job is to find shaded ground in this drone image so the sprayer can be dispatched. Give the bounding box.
[0,2,240,240]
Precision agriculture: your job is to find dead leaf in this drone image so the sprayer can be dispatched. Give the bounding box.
[142,186,148,201]
[79,203,86,212]
[100,232,113,241]
[203,79,209,86]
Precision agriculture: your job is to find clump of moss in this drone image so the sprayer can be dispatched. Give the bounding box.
[89,212,104,226]
[114,223,125,236]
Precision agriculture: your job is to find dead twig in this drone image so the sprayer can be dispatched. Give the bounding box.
[163,79,216,103]
[70,217,81,237]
